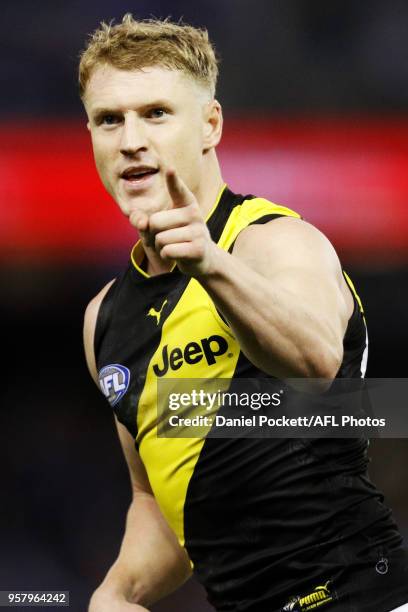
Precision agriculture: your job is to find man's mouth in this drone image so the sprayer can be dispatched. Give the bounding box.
[120,166,159,183]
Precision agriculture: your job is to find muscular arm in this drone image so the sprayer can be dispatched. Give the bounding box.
[84,287,191,610]
[198,217,351,381]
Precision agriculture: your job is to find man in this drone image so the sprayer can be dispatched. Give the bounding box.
[81,15,408,612]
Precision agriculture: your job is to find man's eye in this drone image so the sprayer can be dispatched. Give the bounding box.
[100,114,120,125]
[148,108,166,119]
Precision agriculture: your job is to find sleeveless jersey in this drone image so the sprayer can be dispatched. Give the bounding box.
[94,186,408,612]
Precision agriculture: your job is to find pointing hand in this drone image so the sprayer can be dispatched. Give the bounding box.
[130,170,218,277]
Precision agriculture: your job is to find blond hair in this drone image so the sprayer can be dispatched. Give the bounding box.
[79,14,219,98]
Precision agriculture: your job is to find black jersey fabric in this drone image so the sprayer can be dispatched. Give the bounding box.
[94,187,408,612]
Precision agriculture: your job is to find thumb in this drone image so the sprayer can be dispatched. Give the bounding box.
[129,210,149,233]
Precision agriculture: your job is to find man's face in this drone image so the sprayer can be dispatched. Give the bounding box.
[84,64,212,216]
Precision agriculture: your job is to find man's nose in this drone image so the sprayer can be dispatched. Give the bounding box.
[119,114,148,156]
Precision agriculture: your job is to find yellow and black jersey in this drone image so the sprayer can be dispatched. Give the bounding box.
[95,186,408,612]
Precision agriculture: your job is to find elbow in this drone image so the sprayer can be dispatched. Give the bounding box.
[301,343,343,391]
[310,347,342,379]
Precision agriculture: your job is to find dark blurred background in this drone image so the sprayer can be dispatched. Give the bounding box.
[1,1,408,610]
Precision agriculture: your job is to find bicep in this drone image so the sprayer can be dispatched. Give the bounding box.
[233,217,350,336]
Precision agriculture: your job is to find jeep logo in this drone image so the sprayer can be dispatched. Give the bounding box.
[153,334,228,377]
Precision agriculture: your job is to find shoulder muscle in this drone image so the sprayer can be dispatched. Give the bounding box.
[233,217,342,281]
[233,217,351,337]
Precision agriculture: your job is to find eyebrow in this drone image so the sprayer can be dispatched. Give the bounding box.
[91,107,121,120]
[91,101,174,119]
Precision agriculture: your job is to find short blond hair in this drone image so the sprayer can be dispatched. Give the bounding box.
[79,14,219,99]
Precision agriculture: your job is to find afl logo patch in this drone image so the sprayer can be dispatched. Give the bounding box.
[99,364,130,406]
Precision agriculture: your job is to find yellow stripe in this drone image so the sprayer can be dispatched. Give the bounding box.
[204,182,228,224]
[217,197,301,251]
[130,240,149,278]
[343,271,365,315]
[137,279,239,546]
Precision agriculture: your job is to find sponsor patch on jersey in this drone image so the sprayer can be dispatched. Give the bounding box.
[152,334,229,377]
[99,364,130,406]
[282,581,336,611]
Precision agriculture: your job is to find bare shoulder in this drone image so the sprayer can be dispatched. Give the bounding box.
[233,216,354,318]
[84,279,116,333]
[83,279,116,383]
[234,217,339,270]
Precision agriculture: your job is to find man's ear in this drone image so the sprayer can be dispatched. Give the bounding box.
[203,100,223,152]
[86,121,91,132]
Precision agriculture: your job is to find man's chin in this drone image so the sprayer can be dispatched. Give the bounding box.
[116,192,148,216]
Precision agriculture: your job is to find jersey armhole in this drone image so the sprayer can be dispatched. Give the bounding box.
[227,213,299,254]
[94,279,119,365]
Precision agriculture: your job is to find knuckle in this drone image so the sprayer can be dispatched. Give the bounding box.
[161,244,172,258]
[190,205,201,221]
[191,226,202,241]
[194,241,205,258]
[196,221,206,235]
[155,233,164,248]
[149,216,159,232]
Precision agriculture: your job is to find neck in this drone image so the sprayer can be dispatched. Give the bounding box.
[193,150,225,217]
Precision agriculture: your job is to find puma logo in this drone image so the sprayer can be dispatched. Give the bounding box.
[148,300,168,325]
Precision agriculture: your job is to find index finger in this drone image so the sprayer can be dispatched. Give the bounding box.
[166,169,195,208]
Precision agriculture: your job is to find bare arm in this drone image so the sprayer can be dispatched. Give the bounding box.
[89,420,192,610]
[84,285,192,611]
[198,218,352,381]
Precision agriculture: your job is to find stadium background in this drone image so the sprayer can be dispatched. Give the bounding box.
[1,1,408,609]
